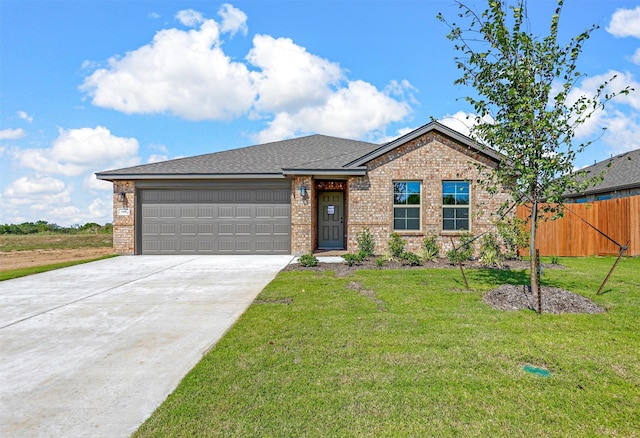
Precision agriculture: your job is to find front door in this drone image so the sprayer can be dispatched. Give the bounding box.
[318,191,344,249]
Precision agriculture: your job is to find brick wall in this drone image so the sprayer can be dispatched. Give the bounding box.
[345,131,510,256]
[290,176,314,254]
[112,181,135,254]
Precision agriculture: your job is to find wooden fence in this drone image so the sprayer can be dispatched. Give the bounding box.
[516,195,640,257]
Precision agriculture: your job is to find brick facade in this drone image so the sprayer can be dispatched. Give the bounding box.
[290,176,315,254]
[345,132,509,256]
[108,131,509,257]
[112,181,135,254]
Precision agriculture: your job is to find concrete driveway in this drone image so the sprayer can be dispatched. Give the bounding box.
[0,255,293,437]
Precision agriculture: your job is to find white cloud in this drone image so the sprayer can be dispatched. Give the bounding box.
[632,48,640,65]
[176,9,204,27]
[84,173,112,192]
[80,6,414,141]
[597,110,640,155]
[1,174,112,226]
[4,175,66,196]
[87,198,109,220]
[375,126,416,144]
[439,111,495,138]
[17,111,33,122]
[14,126,139,176]
[439,112,478,137]
[2,176,72,217]
[81,11,254,120]
[256,80,412,143]
[0,128,26,140]
[567,70,640,139]
[218,3,248,36]
[148,154,169,163]
[248,35,344,113]
[607,6,640,38]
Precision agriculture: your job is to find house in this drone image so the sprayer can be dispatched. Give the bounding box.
[96,121,509,255]
[567,148,640,203]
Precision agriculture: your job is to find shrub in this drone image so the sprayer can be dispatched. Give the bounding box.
[400,251,422,266]
[298,253,319,267]
[479,232,504,268]
[421,233,439,262]
[388,233,406,258]
[446,232,474,265]
[497,218,529,260]
[342,252,364,266]
[375,257,385,268]
[356,228,375,258]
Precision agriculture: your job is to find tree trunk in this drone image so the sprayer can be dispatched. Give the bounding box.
[530,200,541,313]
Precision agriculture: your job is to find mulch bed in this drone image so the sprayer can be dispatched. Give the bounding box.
[482,284,605,314]
[283,258,605,314]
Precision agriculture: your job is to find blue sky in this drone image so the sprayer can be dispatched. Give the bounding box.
[1,0,640,226]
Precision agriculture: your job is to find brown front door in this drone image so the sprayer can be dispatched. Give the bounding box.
[318,191,344,249]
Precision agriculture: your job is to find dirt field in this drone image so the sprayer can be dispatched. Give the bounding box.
[0,247,116,272]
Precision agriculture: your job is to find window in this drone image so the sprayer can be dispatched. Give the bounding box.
[442,181,470,231]
[393,181,421,230]
[597,194,612,201]
[575,198,588,204]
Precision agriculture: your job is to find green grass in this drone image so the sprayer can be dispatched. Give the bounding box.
[0,254,118,281]
[135,257,640,437]
[0,233,112,252]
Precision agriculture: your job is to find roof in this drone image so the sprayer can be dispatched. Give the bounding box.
[569,148,640,197]
[347,120,502,167]
[97,134,377,180]
[96,121,501,181]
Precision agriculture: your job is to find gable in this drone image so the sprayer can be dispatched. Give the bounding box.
[364,129,500,174]
[347,121,501,170]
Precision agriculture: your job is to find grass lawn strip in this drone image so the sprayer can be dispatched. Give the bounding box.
[0,255,118,281]
[134,257,639,437]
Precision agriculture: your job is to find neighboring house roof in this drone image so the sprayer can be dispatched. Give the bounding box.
[96,121,500,181]
[569,148,640,197]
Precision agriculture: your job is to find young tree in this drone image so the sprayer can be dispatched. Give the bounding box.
[438,0,631,311]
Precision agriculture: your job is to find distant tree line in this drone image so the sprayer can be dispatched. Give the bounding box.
[0,221,113,235]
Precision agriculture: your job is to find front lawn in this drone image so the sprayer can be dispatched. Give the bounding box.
[135,257,640,437]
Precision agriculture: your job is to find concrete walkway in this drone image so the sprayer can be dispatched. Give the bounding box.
[0,255,293,437]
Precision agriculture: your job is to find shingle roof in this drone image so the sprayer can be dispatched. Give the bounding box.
[96,121,502,181]
[570,148,640,196]
[96,134,379,180]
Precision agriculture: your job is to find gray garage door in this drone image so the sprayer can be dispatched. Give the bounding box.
[139,182,291,254]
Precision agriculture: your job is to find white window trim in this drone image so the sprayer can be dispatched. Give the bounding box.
[441,180,471,233]
[392,180,422,232]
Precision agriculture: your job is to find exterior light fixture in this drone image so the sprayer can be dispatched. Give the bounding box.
[118,191,126,203]
[300,186,307,197]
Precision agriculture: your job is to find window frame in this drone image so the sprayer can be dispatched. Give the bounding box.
[392,180,422,232]
[442,180,471,232]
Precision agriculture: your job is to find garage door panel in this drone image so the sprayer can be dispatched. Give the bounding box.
[181,206,196,218]
[180,240,197,251]
[236,206,251,218]
[160,207,176,218]
[198,206,215,218]
[236,223,251,235]
[140,185,291,255]
[274,223,290,235]
[180,223,196,235]
[198,223,214,234]
[218,206,233,218]
[274,206,290,218]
